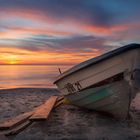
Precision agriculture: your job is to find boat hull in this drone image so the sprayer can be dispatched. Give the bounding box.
[65,80,131,119]
[54,44,140,119]
[56,49,140,95]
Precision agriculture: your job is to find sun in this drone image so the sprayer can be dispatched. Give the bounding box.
[5,55,19,65]
[9,60,18,65]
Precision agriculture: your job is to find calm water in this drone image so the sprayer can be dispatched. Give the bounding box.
[0,65,71,89]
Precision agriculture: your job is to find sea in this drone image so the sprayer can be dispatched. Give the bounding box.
[0,65,71,89]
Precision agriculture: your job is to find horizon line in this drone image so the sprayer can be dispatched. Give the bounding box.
[0,63,75,66]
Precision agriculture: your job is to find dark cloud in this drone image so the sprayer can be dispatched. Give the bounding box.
[0,0,140,27]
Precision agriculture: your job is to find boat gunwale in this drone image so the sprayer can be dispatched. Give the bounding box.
[54,43,140,84]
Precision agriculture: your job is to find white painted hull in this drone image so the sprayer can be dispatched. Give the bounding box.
[55,49,140,95]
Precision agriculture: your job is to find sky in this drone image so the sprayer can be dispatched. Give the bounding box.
[0,0,140,65]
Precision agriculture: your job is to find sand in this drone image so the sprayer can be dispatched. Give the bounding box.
[0,88,140,140]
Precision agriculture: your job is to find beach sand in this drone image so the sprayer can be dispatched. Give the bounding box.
[0,88,140,140]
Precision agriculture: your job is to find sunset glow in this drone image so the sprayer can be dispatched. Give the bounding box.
[8,60,18,65]
[3,55,19,65]
[0,0,140,66]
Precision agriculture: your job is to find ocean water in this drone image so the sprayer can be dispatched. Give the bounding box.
[0,65,71,89]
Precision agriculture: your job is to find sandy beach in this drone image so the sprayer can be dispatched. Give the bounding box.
[0,88,140,140]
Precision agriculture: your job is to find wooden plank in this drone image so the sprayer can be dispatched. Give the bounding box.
[0,112,33,130]
[4,121,32,136]
[54,101,63,108]
[0,95,63,135]
[0,96,61,130]
[29,96,58,121]
[0,103,44,131]
[54,98,64,108]
[57,96,64,102]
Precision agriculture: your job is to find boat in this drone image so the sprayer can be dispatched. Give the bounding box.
[54,43,140,119]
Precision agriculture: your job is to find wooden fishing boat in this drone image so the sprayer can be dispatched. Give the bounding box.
[54,44,140,119]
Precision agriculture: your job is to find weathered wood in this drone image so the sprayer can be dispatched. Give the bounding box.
[54,98,64,108]
[0,112,33,130]
[57,96,64,102]
[54,96,64,108]
[0,95,64,136]
[29,96,58,121]
[4,121,32,136]
[54,101,63,108]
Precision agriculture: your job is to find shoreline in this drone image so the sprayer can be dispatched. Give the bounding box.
[0,88,140,140]
[0,87,58,92]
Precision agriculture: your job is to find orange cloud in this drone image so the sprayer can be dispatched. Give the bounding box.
[0,44,102,65]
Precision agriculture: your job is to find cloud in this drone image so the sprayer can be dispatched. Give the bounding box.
[0,0,140,65]
[0,34,111,58]
[0,0,140,28]
[14,35,110,53]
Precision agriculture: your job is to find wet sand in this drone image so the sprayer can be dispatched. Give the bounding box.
[0,88,140,140]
